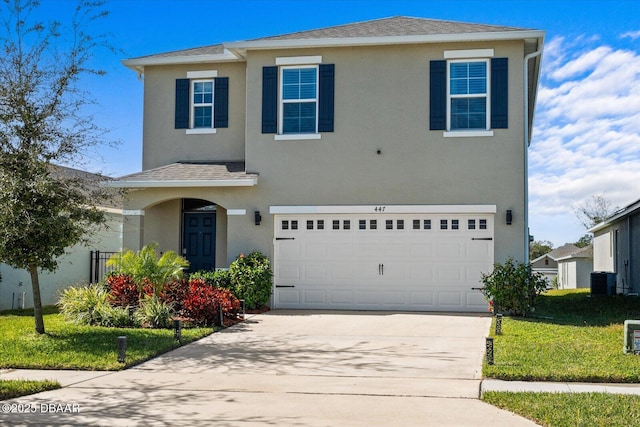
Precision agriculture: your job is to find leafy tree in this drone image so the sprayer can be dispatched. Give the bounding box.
[0,0,114,334]
[574,234,593,248]
[529,240,554,260]
[575,195,617,229]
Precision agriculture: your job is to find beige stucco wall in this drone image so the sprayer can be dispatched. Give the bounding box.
[0,211,123,310]
[242,41,527,263]
[142,61,247,169]
[127,39,532,269]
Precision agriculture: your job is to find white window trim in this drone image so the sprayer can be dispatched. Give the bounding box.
[276,56,322,65]
[443,130,494,138]
[278,64,319,137]
[190,78,215,131]
[446,58,491,133]
[274,133,321,141]
[187,70,218,79]
[444,49,494,59]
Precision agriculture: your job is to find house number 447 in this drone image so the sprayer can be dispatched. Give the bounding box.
[374,206,386,212]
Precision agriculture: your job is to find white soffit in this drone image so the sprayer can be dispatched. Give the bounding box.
[269,205,497,215]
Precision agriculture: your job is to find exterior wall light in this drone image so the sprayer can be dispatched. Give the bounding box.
[506,209,513,225]
[254,211,262,226]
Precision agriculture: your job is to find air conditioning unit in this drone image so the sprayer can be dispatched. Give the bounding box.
[590,272,616,296]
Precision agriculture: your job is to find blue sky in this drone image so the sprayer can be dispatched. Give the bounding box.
[14,0,640,247]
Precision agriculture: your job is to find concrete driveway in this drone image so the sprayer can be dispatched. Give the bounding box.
[1,311,538,426]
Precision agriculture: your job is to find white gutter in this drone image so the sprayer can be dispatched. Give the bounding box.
[523,44,544,262]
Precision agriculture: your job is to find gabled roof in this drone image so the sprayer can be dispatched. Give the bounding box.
[123,16,544,71]
[555,244,593,262]
[589,197,640,233]
[105,162,258,188]
[531,243,588,264]
[254,16,527,40]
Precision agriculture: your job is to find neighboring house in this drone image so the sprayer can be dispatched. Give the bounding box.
[556,245,593,290]
[589,197,640,295]
[531,243,584,285]
[108,16,544,312]
[0,166,123,310]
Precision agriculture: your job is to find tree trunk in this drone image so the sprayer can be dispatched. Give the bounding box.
[29,262,45,334]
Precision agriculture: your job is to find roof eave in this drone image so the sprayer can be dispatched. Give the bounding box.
[104,178,258,188]
[589,200,640,233]
[122,50,244,73]
[226,30,545,57]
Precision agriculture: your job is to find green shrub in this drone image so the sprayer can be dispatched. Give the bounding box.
[58,284,110,326]
[480,258,548,317]
[107,243,189,297]
[229,251,272,310]
[59,284,138,327]
[189,269,232,289]
[135,295,174,329]
[96,304,138,328]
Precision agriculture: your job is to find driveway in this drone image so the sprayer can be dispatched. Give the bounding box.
[1,311,538,426]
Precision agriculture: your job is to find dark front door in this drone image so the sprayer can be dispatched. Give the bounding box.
[183,212,216,272]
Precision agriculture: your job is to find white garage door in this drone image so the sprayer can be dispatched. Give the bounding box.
[272,206,494,312]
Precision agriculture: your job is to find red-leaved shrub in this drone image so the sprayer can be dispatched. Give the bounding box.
[159,279,189,312]
[106,274,139,307]
[182,279,241,326]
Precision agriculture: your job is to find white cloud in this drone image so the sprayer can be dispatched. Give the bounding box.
[621,30,640,40]
[529,35,640,245]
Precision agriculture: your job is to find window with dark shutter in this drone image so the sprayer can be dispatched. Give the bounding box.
[429,60,447,131]
[175,78,190,129]
[490,58,508,129]
[214,77,229,128]
[318,64,335,132]
[262,66,278,133]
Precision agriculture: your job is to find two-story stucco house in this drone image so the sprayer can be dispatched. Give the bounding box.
[109,17,544,312]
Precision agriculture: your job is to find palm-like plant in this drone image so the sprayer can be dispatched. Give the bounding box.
[107,243,190,297]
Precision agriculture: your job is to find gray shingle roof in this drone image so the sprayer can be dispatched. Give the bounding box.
[256,16,528,41]
[113,162,257,185]
[125,16,535,62]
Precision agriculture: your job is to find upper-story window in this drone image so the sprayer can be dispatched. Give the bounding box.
[448,60,488,130]
[262,56,334,140]
[192,80,214,128]
[280,66,318,134]
[430,49,508,137]
[174,70,229,134]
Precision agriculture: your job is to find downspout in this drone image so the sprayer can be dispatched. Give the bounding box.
[523,46,543,262]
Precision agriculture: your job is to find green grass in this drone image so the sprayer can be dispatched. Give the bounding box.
[484,290,640,382]
[0,379,61,400]
[482,391,640,427]
[0,307,213,370]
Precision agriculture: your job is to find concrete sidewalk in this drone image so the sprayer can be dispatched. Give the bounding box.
[0,311,540,426]
[481,378,640,395]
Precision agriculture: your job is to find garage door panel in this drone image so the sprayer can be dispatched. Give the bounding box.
[438,291,462,307]
[274,212,494,312]
[410,291,434,306]
[303,290,326,304]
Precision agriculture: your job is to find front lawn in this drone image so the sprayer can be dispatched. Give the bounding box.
[0,379,61,400]
[0,307,212,370]
[483,391,640,427]
[484,289,640,382]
